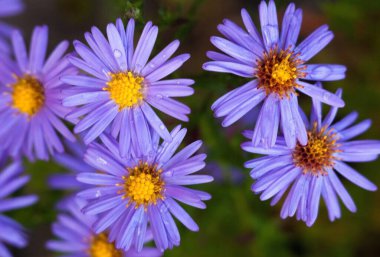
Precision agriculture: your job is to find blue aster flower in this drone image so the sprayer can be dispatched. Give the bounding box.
[47,197,162,257]
[0,26,77,160]
[76,126,213,252]
[0,0,24,55]
[63,18,194,157]
[241,85,380,226]
[203,0,346,149]
[0,159,38,257]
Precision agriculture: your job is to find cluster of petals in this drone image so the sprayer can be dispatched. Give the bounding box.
[0,158,37,257]
[242,87,380,226]
[76,126,212,252]
[63,18,194,157]
[204,0,346,148]
[47,198,162,257]
[0,0,24,55]
[0,26,76,160]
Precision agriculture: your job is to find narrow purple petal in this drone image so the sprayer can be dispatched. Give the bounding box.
[297,81,345,107]
[334,161,377,191]
[305,64,346,81]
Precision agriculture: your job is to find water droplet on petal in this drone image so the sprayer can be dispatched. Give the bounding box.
[113,49,122,58]
[159,204,169,215]
[96,157,107,165]
[159,124,165,130]
[322,92,331,101]
[260,138,268,148]
[95,190,102,198]
[163,169,174,177]
[102,69,109,77]
[156,94,163,99]
[136,227,141,236]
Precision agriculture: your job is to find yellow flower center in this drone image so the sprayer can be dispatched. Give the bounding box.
[271,54,296,84]
[293,123,340,176]
[118,161,165,208]
[103,72,144,110]
[11,75,45,116]
[88,233,122,257]
[256,47,306,98]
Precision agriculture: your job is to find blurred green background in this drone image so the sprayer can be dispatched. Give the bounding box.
[4,0,380,256]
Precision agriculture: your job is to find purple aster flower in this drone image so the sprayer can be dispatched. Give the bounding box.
[203,0,346,149]
[0,159,38,257]
[241,86,380,226]
[0,0,24,55]
[0,26,77,161]
[76,126,213,252]
[47,197,162,257]
[63,18,194,157]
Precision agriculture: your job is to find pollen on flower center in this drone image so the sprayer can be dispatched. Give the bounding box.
[256,47,306,98]
[88,233,122,257]
[11,75,45,116]
[293,122,340,175]
[271,54,295,84]
[103,71,145,110]
[118,161,165,208]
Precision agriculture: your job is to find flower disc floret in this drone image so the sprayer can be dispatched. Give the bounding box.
[256,48,305,97]
[293,122,339,175]
[119,161,164,208]
[89,233,122,257]
[11,75,45,116]
[104,72,145,109]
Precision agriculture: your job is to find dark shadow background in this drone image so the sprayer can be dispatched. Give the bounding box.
[3,0,380,256]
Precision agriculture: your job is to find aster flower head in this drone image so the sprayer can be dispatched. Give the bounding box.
[63,18,194,157]
[0,26,77,161]
[76,126,213,252]
[47,198,162,257]
[204,0,346,148]
[0,0,24,55]
[0,159,38,257]
[242,86,380,226]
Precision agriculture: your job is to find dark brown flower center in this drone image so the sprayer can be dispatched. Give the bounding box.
[293,123,340,175]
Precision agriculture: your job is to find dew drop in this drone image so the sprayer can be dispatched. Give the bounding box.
[159,204,169,214]
[113,49,122,58]
[322,92,331,101]
[164,170,173,177]
[159,124,165,130]
[102,69,110,77]
[136,227,141,237]
[95,190,102,198]
[260,138,268,148]
[156,94,163,99]
[96,157,107,165]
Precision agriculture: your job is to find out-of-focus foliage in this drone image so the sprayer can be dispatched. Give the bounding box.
[11,0,380,256]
